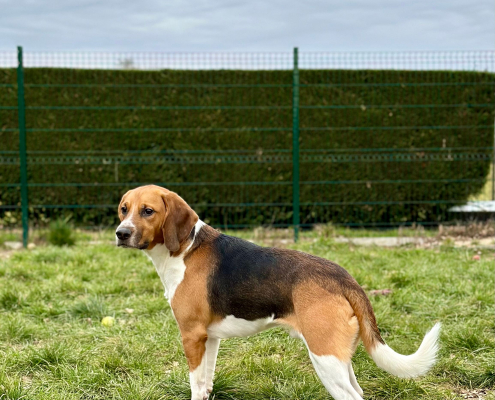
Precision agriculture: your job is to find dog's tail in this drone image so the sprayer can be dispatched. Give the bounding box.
[346,287,440,378]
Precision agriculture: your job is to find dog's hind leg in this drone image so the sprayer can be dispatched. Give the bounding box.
[348,332,364,397]
[348,362,363,397]
[308,352,363,400]
[294,288,363,400]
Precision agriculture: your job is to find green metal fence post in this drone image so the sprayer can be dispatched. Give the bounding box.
[17,46,29,247]
[292,47,300,242]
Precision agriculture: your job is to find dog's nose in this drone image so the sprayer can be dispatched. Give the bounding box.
[116,228,132,240]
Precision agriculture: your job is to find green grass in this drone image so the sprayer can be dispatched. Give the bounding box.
[46,219,77,247]
[225,225,438,241]
[0,231,22,246]
[0,228,104,249]
[0,231,493,399]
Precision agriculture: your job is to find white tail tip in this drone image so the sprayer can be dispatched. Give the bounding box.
[371,323,441,378]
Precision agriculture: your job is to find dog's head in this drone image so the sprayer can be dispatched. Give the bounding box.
[115,185,198,252]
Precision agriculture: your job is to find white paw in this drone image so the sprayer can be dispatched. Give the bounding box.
[191,388,209,400]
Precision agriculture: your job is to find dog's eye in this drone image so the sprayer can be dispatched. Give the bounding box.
[143,208,154,216]
[121,206,127,214]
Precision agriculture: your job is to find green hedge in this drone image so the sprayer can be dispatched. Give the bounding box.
[0,68,493,227]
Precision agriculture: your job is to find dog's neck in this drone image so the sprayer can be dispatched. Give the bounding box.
[143,219,205,301]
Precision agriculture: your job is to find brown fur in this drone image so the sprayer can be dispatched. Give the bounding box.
[118,185,198,252]
[291,249,385,353]
[171,227,220,371]
[269,249,384,356]
[345,287,384,352]
[181,328,208,372]
[161,191,198,253]
[283,282,360,360]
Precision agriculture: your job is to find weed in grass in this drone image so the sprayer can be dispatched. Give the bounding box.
[443,360,495,389]
[0,315,35,343]
[100,353,131,377]
[144,298,168,315]
[25,342,74,371]
[58,276,85,295]
[7,268,34,282]
[47,219,76,247]
[390,296,416,314]
[0,375,26,400]
[111,380,169,400]
[69,295,108,319]
[388,270,414,288]
[448,329,494,352]
[365,377,436,400]
[0,289,26,311]
[478,369,495,388]
[21,246,71,265]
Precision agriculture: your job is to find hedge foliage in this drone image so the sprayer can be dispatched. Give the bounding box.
[0,67,493,227]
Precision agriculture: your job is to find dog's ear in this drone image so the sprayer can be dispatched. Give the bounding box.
[117,190,131,221]
[160,191,198,253]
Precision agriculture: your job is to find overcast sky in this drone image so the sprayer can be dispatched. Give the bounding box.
[0,0,493,52]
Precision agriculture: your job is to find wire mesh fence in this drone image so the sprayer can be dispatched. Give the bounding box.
[0,48,494,243]
[297,52,494,227]
[0,51,19,231]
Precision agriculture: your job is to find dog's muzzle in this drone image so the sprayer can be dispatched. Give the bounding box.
[115,227,148,249]
[116,227,132,241]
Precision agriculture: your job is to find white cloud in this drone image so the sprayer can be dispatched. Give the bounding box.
[0,0,493,51]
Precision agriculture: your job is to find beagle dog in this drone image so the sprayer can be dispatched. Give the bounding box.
[115,185,440,400]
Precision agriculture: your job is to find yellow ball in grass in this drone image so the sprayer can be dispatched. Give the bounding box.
[101,316,115,327]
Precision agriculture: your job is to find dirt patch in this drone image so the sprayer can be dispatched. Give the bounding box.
[333,237,425,247]
[456,388,492,399]
[0,249,14,259]
[423,237,494,249]
[437,221,494,240]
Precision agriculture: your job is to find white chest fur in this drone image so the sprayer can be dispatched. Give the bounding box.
[144,220,205,302]
[144,244,186,302]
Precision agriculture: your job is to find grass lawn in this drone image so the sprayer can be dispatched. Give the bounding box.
[0,230,493,399]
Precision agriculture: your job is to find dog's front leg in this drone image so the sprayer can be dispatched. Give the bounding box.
[182,329,209,400]
[205,337,220,393]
